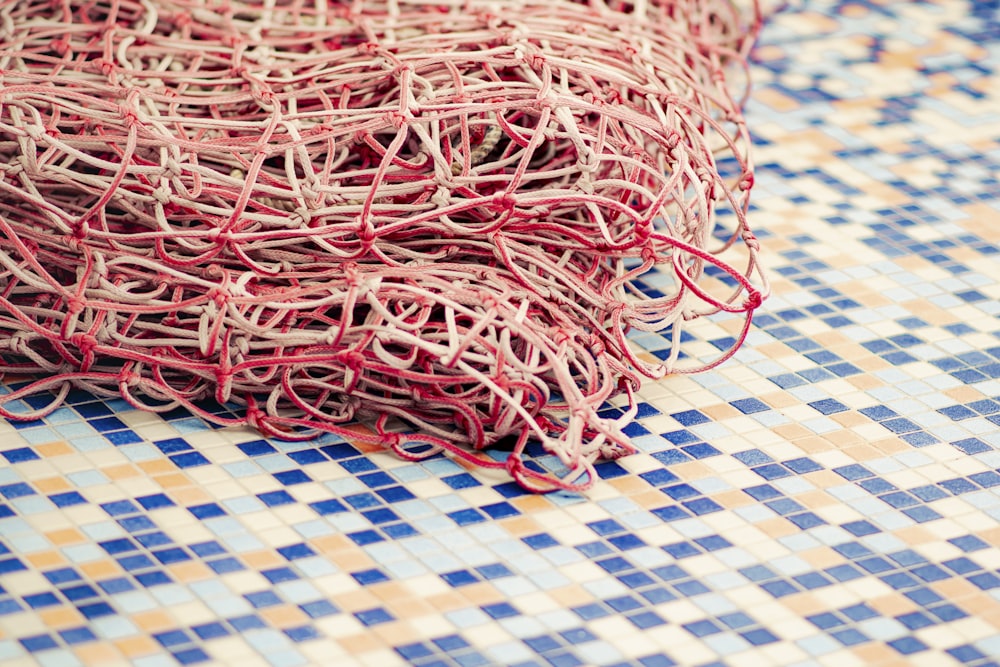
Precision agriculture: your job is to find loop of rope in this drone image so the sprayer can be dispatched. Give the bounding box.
[0,0,767,492]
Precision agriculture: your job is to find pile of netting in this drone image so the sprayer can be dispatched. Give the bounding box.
[0,0,767,491]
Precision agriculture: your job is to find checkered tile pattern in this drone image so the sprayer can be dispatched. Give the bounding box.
[2,1,1000,665]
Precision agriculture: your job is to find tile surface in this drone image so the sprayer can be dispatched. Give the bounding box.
[2,1,1000,665]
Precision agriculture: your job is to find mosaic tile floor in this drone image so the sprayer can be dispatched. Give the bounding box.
[2,1,1000,665]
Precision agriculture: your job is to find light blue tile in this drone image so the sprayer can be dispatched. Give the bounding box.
[150,584,195,606]
[223,496,267,514]
[796,634,842,656]
[90,616,140,640]
[0,641,23,663]
[8,496,53,516]
[267,650,308,667]
[133,654,177,667]
[66,470,108,487]
[120,444,163,461]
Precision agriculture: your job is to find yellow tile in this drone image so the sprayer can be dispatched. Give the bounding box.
[102,464,140,480]
[132,610,175,633]
[260,605,309,628]
[386,596,435,618]
[499,515,541,536]
[796,489,838,510]
[155,473,193,488]
[81,559,120,579]
[630,490,671,509]
[782,593,821,616]
[609,475,652,494]
[170,487,212,505]
[74,643,124,664]
[32,476,72,493]
[978,527,1000,546]
[242,550,284,570]
[329,549,373,572]
[332,589,381,613]
[713,490,756,508]
[114,636,160,659]
[459,582,504,606]
[39,607,83,628]
[311,535,354,554]
[800,547,846,570]
[168,560,213,583]
[754,517,801,539]
[369,581,410,604]
[752,88,800,113]
[846,374,883,390]
[872,438,909,455]
[852,643,899,664]
[46,528,85,546]
[702,404,740,421]
[26,551,66,569]
[138,459,176,474]
[549,584,595,608]
[373,621,418,645]
[831,412,868,428]
[35,441,74,458]
[894,526,934,544]
[510,495,551,513]
[869,594,917,617]
[338,631,383,655]
[426,591,468,612]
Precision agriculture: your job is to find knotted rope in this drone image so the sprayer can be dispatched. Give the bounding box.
[0,0,766,491]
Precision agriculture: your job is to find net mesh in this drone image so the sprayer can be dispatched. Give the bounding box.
[0,0,766,490]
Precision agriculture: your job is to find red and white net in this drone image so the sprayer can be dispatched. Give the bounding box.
[0,0,767,490]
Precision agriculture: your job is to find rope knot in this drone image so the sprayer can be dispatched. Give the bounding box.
[119,105,140,128]
[93,58,116,77]
[337,350,366,372]
[208,287,229,308]
[744,289,763,311]
[70,332,99,358]
[221,33,244,49]
[384,110,410,130]
[487,192,517,212]
[549,326,572,346]
[66,296,87,316]
[117,368,141,388]
[52,38,71,56]
[478,291,501,311]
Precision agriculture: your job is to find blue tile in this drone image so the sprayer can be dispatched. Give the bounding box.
[48,492,88,508]
[136,494,175,510]
[192,622,230,640]
[155,629,193,647]
[273,470,312,485]
[24,592,61,609]
[888,637,928,655]
[0,483,36,499]
[1,448,39,463]
[300,600,338,619]
[628,611,666,629]
[258,491,296,507]
[59,627,97,644]
[229,615,267,632]
[730,398,770,414]
[20,634,59,652]
[355,608,395,626]
[174,648,211,664]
